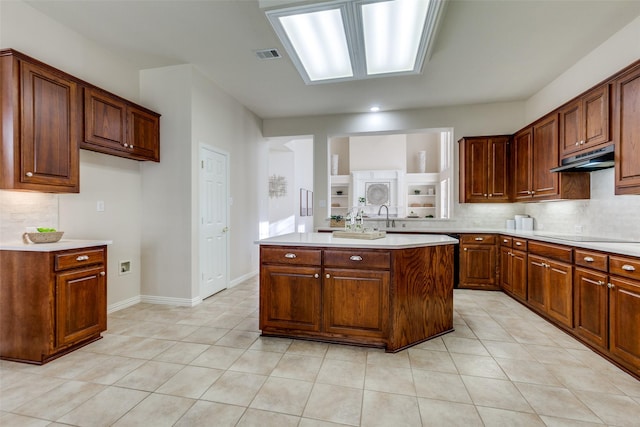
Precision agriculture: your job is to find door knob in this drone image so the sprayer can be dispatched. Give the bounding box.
[222,226,229,233]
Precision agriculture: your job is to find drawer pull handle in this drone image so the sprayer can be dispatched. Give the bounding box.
[515,242,522,246]
[503,239,508,243]
[76,255,90,261]
[100,271,106,276]
[474,237,484,241]
[284,253,297,259]
[584,257,594,262]
[622,264,636,272]
[350,255,363,261]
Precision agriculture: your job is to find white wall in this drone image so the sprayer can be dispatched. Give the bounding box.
[292,139,315,233]
[268,151,296,236]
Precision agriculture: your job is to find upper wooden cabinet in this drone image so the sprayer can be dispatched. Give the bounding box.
[0,49,80,192]
[614,62,640,195]
[83,86,160,162]
[559,84,611,159]
[513,114,590,202]
[458,135,510,203]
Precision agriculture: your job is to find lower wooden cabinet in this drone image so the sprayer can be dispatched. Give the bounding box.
[527,254,573,328]
[459,234,498,290]
[500,244,527,301]
[609,276,640,370]
[0,246,107,364]
[574,267,608,348]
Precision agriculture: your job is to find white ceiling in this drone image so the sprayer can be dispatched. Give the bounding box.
[25,0,640,119]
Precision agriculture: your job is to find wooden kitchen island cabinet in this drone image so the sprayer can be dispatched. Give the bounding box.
[0,242,108,364]
[258,233,457,352]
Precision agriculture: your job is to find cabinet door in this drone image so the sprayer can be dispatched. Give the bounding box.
[487,137,510,201]
[511,249,528,301]
[128,106,160,162]
[531,114,559,199]
[84,87,127,151]
[500,246,513,293]
[609,276,640,369]
[513,128,533,200]
[56,266,106,348]
[559,98,582,157]
[614,64,640,195]
[460,244,497,289]
[260,265,321,332]
[583,84,610,149]
[323,268,389,338]
[574,267,608,348]
[527,254,548,313]
[19,60,79,192]
[462,137,489,202]
[546,259,573,328]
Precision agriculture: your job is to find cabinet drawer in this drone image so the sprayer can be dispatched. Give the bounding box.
[55,248,106,271]
[528,241,572,263]
[575,249,608,272]
[512,238,528,251]
[324,250,390,270]
[610,255,640,280]
[500,236,512,247]
[461,234,496,245]
[260,247,321,266]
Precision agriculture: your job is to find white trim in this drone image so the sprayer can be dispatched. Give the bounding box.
[107,295,141,313]
[140,294,203,307]
[229,271,258,288]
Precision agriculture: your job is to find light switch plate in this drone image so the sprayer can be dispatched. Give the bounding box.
[96,200,105,212]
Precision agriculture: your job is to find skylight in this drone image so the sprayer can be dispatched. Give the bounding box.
[265,0,446,84]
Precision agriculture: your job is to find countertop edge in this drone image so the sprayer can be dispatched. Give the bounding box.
[0,239,113,252]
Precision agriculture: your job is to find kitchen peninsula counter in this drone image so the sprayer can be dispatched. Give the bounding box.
[257,232,457,352]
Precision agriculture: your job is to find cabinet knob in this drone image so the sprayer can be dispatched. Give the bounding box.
[464,248,468,251]
[26,172,33,177]
[76,255,90,261]
[325,273,330,279]
[484,194,488,197]
[100,271,106,276]
[314,273,319,279]
[515,242,522,246]
[124,143,129,148]
[130,144,134,149]
[580,140,585,145]
[349,255,363,261]
[622,264,636,272]
[607,282,614,289]
[597,280,605,286]
[284,253,296,259]
[583,256,594,262]
[531,190,535,195]
[575,141,580,146]
[503,239,508,243]
[527,191,531,195]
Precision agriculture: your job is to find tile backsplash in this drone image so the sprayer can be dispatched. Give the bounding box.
[0,191,59,242]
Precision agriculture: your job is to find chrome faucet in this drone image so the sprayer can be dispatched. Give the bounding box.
[377,204,390,228]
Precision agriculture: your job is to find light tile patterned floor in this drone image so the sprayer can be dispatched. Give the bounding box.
[2,277,640,426]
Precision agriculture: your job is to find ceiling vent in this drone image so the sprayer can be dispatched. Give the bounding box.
[255,48,282,60]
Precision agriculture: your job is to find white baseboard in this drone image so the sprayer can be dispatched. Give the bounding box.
[229,270,258,288]
[140,294,202,307]
[107,295,141,313]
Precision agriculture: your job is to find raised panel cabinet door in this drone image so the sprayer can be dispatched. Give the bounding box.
[464,137,489,201]
[488,137,510,201]
[259,264,321,332]
[19,60,79,191]
[511,249,528,301]
[55,266,106,348]
[323,268,390,338]
[500,246,513,293]
[513,128,533,200]
[609,276,640,369]
[531,114,559,198]
[128,106,160,162]
[574,267,608,349]
[614,64,640,195]
[527,254,548,313]
[459,244,497,288]
[83,87,126,151]
[583,84,610,149]
[546,259,573,328]
[559,99,582,157]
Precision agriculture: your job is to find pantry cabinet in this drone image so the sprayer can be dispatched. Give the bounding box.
[0,245,107,364]
[559,84,611,158]
[458,136,510,203]
[614,62,640,195]
[0,49,80,192]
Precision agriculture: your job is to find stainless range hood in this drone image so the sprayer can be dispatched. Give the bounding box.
[550,144,614,173]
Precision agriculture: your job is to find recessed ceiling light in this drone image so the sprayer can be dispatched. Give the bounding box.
[370,105,381,112]
[265,0,447,84]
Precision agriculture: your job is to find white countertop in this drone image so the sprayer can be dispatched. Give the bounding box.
[256,232,458,249]
[0,239,113,252]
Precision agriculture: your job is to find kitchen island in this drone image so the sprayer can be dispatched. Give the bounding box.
[257,232,458,352]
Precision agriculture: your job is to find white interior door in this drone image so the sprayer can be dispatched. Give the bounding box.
[200,145,229,299]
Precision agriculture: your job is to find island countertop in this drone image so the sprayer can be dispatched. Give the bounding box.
[256,232,458,249]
